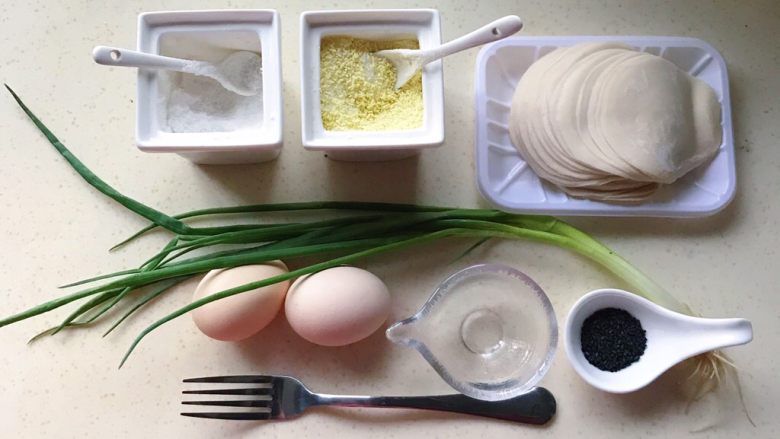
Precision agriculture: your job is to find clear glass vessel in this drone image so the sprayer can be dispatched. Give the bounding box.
[386,264,558,401]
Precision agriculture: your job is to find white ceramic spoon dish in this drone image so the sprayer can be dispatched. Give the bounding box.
[92,46,262,96]
[564,288,752,393]
[375,15,523,89]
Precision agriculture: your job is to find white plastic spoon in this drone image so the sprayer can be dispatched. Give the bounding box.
[92,46,262,96]
[375,15,523,90]
[564,288,752,393]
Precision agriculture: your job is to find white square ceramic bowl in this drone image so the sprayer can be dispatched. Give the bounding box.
[300,9,444,161]
[136,10,282,165]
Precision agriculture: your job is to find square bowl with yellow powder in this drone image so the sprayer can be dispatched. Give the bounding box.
[300,9,444,161]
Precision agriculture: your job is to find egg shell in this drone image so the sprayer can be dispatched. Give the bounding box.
[191,262,290,341]
[285,266,390,346]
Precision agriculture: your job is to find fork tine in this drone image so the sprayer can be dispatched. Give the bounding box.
[182,400,271,408]
[183,375,275,384]
[181,412,272,421]
[182,387,273,396]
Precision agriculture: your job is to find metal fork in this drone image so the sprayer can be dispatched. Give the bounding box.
[181,375,556,424]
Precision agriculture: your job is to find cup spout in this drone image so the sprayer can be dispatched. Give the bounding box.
[385,318,421,347]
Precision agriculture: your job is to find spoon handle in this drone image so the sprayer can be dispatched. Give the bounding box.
[683,316,753,352]
[92,46,193,72]
[422,15,523,63]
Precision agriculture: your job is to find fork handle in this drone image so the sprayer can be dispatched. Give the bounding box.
[312,387,556,425]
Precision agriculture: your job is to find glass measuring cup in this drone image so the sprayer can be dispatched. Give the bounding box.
[386,264,558,401]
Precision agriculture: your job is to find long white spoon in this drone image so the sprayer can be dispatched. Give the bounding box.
[375,15,523,90]
[92,46,262,96]
[564,288,752,393]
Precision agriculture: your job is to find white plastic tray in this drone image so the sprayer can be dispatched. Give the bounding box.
[474,36,735,217]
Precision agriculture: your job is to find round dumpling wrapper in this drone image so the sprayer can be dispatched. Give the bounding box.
[592,52,721,183]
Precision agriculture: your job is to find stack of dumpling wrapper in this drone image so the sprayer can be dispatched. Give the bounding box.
[509,42,722,203]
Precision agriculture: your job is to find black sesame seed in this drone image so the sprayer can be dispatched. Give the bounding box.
[580,307,647,372]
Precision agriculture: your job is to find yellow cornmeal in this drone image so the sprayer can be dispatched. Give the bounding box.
[319,36,423,131]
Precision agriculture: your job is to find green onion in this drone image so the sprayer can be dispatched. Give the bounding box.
[1,85,730,394]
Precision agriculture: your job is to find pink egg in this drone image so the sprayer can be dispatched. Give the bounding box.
[285,266,390,346]
[191,262,290,341]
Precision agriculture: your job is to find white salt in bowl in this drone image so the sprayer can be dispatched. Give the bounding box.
[299,9,445,161]
[136,10,282,165]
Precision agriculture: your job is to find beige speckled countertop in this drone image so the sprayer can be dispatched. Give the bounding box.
[1,0,778,437]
